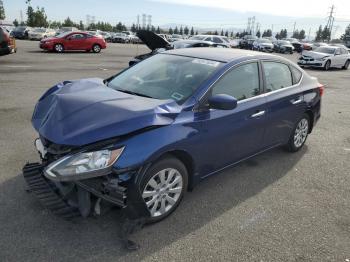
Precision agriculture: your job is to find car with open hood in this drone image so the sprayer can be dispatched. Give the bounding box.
[298,46,350,70]
[23,48,323,227]
[0,26,17,55]
[129,30,229,66]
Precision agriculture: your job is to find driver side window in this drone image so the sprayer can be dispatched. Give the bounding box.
[212,62,260,101]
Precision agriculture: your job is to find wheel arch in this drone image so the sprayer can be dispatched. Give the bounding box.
[152,149,196,191]
[304,109,314,133]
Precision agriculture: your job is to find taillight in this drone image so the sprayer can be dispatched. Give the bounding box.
[318,84,324,96]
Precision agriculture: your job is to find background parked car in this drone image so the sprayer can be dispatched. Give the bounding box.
[0,26,17,55]
[284,38,303,53]
[189,35,231,47]
[239,35,258,49]
[252,38,274,52]
[169,34,183,42]
[112,32,129,43]
[56,27,79,36]
[311,42,328,50]
[40,31,106,53]
[274,40,294,54]
[11,26,32,39]
[28,28,56,40]
[298,46,350,70]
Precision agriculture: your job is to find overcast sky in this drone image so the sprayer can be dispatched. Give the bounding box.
[4,0,350,38]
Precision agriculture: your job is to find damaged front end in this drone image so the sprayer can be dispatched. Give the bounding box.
[23,137,149,221]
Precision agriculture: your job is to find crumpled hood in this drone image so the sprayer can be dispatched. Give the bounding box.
[302,50,332,59]
[32,78,181,146]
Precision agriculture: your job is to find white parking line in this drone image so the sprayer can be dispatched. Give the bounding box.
[4,65,33,68]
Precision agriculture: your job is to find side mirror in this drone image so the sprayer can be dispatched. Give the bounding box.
[208,94,238,110]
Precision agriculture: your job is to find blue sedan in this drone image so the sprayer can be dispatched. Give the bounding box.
[23,48,323,223]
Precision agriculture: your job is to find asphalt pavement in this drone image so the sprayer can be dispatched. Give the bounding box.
[0,40,349,262]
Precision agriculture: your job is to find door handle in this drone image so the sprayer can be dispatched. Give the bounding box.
[291,97,303,105]
[251,110,265,118]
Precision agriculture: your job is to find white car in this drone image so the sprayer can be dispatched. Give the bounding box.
[252,38,274,52]
[298,46,350,70]
[28,28,56,40]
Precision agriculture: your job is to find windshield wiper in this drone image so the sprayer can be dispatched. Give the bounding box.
[116,89,154,98]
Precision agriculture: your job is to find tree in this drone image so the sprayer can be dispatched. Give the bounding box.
[25,1,48,27]
[62,17,74,27]
[256,30,261,38]
[78,20,84,30]
[195,30,198,35]
[292,30,299,39]
[0,0,5,20]
[184,26,189,35]
[298,29,305,40]
[220,29,224,36]
[322,27,331,41]
[262,29,272,37]
[214,30,218,35]
[174,26,178,34]
[190,27,194,36]
[131,23,137,32]
[315,25,322,41]
[115,22,126,32]
[230,31,233,37]
[225,30,228,37]
[179,26,183,35]
[169,27,173,34]
[156,26,161,34]
[13,19,19,27]
[340,24,350,40]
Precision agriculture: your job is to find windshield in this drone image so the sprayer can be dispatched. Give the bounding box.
[34,28,46,33]
[259,39,271,43]
[315,47,336,54]
[190,36,206,40]
[107,54,223,103]
[56,31,72,38]
[279,41,290,45]
[14,26,26,32]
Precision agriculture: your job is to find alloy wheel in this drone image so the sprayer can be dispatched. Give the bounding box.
[294,118,309,148]
[93,45,101,53]
[142,168,183,217]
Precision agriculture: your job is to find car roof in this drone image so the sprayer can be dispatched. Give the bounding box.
[163,48,280,63]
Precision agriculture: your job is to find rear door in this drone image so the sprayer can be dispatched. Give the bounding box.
[262,61,306,147]
[196,61,267,174]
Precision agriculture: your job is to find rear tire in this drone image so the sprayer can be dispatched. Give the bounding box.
[140,156,188,223]
[92,44,101,53]
[342,60,349,70]
[286,114,310,152]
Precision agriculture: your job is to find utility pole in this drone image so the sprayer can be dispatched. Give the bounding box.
[308,27,311,41]
[251,16,255,35]
[247,17,251,33]
[271,24,274,34]
[325,5,335,42]
[293,21,296,34]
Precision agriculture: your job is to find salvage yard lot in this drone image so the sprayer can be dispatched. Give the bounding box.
[0,40,349,261]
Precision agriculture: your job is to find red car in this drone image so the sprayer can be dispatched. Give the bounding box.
[40,31,106,53]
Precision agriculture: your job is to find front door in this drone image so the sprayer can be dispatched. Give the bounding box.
[196,61,267,175]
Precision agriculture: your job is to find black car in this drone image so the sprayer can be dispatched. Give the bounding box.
[284,38,303,53]
[129,30,227,66]
[274,40,294,54]
[11,26,32,39]
[239,35,258,49]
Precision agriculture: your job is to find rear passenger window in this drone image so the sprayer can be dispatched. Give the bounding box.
[263,62,293,92]
[212,62,260,101]
[290,65,302,84]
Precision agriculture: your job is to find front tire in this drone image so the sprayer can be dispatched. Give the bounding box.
[92,44,101,53]
[54,43,64,53]
[324,60,331,71]
[342,60,349,70]
[140,156,188,223]
[286,114,310,152]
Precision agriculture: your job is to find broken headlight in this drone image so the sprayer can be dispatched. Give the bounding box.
[44,147,124,181]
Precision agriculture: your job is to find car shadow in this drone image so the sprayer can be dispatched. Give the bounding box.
[0,146,307,261]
